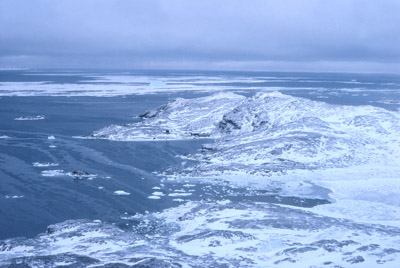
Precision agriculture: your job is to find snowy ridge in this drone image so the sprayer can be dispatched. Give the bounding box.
[190,91,400,173]
[90,92,246,141]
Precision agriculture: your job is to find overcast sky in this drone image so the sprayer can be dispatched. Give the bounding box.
[1,0,399,72]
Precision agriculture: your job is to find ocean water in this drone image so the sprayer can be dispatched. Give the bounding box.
[0,69,400,267]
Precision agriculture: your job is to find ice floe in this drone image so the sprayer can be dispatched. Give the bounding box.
[32,162,59,167]
[3,195,24,199]
[149,80,166,87]
[14,115,45,120]
[113,190,130,196]
[41,170,65,177]
[151,191,165,196]
[41,169,98,180]
[168,192,192,197]
[147,195,161,200]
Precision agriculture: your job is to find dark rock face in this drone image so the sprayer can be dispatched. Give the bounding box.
[347,255,365,264]
[218,117,242,132]
[72,170,90,176]
[139,103,170,118]
[71,170,91,179]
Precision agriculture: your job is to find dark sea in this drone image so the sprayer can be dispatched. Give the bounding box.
[0,69,400,267]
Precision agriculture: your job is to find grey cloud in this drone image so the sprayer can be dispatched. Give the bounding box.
[0,0,399,71]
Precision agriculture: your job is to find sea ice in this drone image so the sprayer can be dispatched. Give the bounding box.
[32,162,59,167]
[41,170,66,177]
[147,195,161,200]
[149,80,166,87]
[151,191,165,196]
[168,192,192,197]
[113,190,130,196]
[14,115,45,120]
[40,169,98,180]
